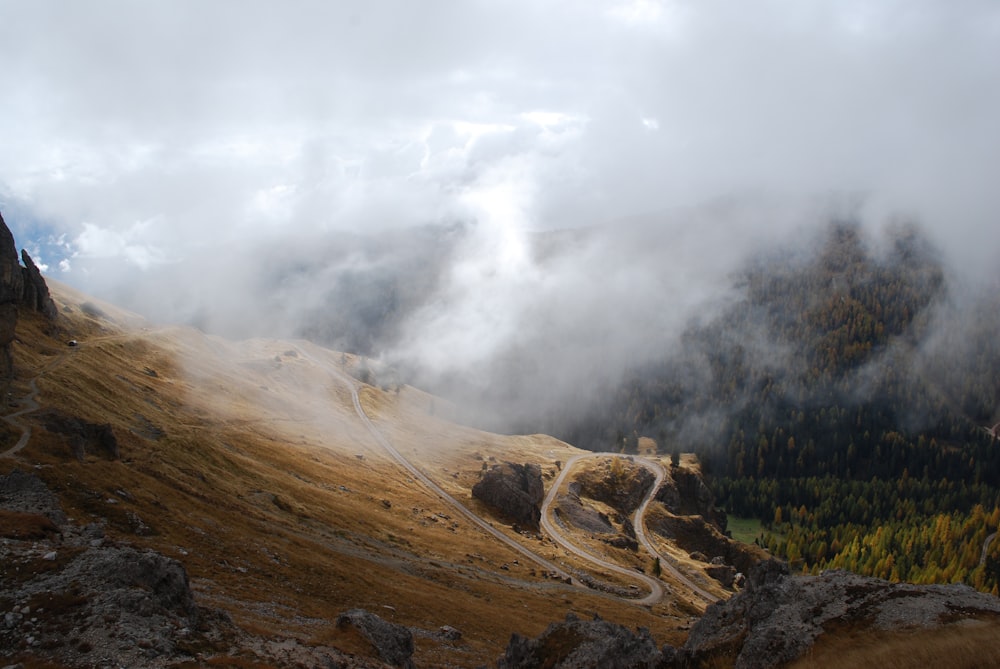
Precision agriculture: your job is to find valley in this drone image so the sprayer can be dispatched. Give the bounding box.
[4,219,1000,668]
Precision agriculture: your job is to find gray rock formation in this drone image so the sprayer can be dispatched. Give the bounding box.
[0,213,24,387]
[498,613,663,669]
[679,559,1000,668]
[0,467,68,525]
[555,492,616,534]
[0,469,206,667]
[472,462,544,529]
[0,211,58,394]
[335,608,415,668]
[20,249,58,320]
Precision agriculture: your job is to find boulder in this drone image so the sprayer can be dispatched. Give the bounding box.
[499,613,663,669]
[679,559,1000,669]
[472,462,544,529]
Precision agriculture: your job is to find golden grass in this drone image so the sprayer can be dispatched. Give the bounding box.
[0,509,59,539]
[789,618,1000,669]
[2,287,694,666]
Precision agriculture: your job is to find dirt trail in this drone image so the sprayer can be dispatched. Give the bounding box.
[1,347,74,458]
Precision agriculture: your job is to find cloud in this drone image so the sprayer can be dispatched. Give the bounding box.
[1,0,999,428]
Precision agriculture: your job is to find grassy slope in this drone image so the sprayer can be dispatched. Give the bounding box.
[3,282,691,666]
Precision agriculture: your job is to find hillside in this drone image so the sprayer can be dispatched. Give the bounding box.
[4,218,1000,667]
[2,279,736,667]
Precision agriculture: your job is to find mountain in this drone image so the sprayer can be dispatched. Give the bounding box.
[4,213,1000,668]
[0,230,739,665]
[556,220,1000,593]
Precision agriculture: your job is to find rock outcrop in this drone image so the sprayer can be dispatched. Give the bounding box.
[0,213,24,386]
[335,608,415,668]
[0,211,58,393]
[498,613,663,669]
[504,560,1000,668]
[576,458,656,515]
[473,462,545,529]
[678,559,1000,668]
[41,410,121,461]
[20,248,58,320]
[555,488,639,551]
[0,469,206,667]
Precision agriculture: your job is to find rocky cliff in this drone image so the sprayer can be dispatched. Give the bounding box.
[0,211,59,392]
[20,248,58,320]
[0,213,24,386]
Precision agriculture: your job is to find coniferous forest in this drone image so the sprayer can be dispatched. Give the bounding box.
[561,220,1000,593]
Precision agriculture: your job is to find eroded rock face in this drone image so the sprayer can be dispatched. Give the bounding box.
[0,212,58,392]
[472,462,544,529]
[499,613,663,669]
[0,212,24,386]
[680,559,1000,669]
[21,249,58,320]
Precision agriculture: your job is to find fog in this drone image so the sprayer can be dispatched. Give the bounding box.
[1,1,998,432]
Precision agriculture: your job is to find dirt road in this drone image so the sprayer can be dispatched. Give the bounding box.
[542,453,717,607]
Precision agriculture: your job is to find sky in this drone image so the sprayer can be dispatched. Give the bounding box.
[1,0,999,426]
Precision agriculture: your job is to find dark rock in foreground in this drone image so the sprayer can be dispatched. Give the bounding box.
[502,559,1000,668]
[679,559,1000,668]
[498,613,663,669]
[0,469,204,667]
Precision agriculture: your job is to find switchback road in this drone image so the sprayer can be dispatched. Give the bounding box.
[542,453,717,607]
[297,345,583,589]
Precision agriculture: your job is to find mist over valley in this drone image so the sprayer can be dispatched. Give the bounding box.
[3,1,1000,666]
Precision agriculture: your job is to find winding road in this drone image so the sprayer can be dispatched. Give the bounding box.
[541,453,717,606]
[1,378,41,457]
[1,345,77,458]
[296,346,586,589]
[5,332,717,608]
[304,345,718,607]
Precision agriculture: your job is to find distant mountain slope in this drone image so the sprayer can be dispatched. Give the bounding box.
[560,220,1000,592]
